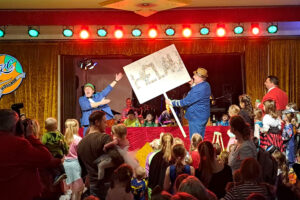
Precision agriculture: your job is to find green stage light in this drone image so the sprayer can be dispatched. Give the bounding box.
[267,25,278,34]
[97,28,107,37]
[0,29,4,37]
[131,29,142,37]
[28,28,39,37]
[234,26,244,34]
[200,27,209,35]
[63,29,73,37]
[165,28,175,36]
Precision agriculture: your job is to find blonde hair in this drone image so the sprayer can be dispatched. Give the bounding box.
[135,166,146,180]
[190,133,203,151]
[264,100,277,119]
[45,117,57,132]
[254,109,263,121]
[219,151,229,165]
[228,105,240,117]
[111,124,127,139]
[174,137,184,145]
[161,133,174,162]
[32,119,41,140]
[64,119,79,146]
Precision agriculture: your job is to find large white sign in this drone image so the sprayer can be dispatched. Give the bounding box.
[123,44,191,104]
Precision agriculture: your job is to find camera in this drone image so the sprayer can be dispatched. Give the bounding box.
[11,103,24,117]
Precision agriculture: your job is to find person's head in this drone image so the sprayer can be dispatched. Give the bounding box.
[111,164,133,193]
[265,75,279,90]
[160,132,174,162]
[150,138,161,151]
[190,133,203,151]
[239,94,252,109]
[84,83,95,98]
[64,119,79,146]
[246,193,267,200]
[178,176,209,200]
[272,150,288,184]
[254,108,263,121]
[172,144,187,164]
[32,119,41,139]
[151,186,172,200]
[127,109,135,120]
[286,102,298,111]
[89,110,106,132]
[174,174,189,193]
[283,112,295,124]
[0,109,19,134]
[213,143,221,156]
[111,124,127,140]
[230,115,251,142]
[229,143,237,153]
[45,117,57,132]
[193,67,208,84]
[263,100,277,118]
[126,98,132,108]
[145,113,154,122]
[197,141,215,186]
[228,104,240,117]
[174,137,184,145]
[171,192,198,200]
[222,114,229,122]
[219,151,229,165]
[240,158,261,183]
[135,166,146,180]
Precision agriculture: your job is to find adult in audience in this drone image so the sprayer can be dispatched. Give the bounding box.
[166,67,211,139]
[77,111,124,199]
[228,116,257,172]
[0,109,59,200]
[195,141,233,198]
[256,75,288,111]
[79,73,123,136]
[223,158,275,200]
[239,94,254,129]
[121,98,136,120]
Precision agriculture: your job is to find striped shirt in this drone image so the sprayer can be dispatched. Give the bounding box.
[223,182,272,200]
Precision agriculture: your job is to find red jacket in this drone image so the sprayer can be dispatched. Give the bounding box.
[259,87,288,111]
[0,132,57,200]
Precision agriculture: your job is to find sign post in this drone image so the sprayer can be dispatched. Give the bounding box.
[123,44,190,138]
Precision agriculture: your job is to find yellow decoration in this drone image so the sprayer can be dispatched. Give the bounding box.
[135,142,153,168]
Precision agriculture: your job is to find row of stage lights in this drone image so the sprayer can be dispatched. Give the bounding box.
[0,24,278,39]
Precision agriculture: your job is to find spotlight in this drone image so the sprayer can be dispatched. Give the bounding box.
[97,28,107,37]
[216,25,226,37]
[182,27,192,38]
[79,59,98,70]
[63,28,73,37]
[131,28,142,37]
[251,24,260,35]
[148,28,157,38]
[267,25,278,34]
[114,29,123,39]
[234,26,244,34]
[28,27,39,37]
[165,28,175,36]
[0,29,4,37]
[200,27,209,35]
[79,29,90,39]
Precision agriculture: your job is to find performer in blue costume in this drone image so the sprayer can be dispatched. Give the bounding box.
[166,68,211,139]
[79,73,123,136]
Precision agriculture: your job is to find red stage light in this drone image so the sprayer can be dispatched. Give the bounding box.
[148,28,157,38]
[216,27,226,37]
[252,26,260,35]
[114,29,123,39]
[79,30,89,39]
[182,28,192,38]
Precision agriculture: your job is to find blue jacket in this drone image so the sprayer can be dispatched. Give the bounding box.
[172,81,211,121]
[79,85,114,126]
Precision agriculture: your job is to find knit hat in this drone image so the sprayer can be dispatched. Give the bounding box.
[84,83,95,90]
[193,67,208,77]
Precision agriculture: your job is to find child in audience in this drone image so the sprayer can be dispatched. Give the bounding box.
[124,109,141,127]
[254,109,263,141]
[131,166,147,200]
[145,139,160,176]
[260,100,283,151]
[226,105,240,151]
[106,164,134,200]
[219,150,229,165]
[282,109,296,167]
[143,113,158,127]
[189,133,202,169]
[218,114,229,126]
[94,124,139,180]
[42,117,68,185]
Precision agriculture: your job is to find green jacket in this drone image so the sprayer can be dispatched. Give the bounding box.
[42,130,68,158]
